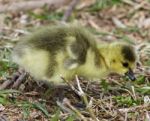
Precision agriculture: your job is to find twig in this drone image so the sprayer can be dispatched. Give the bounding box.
[0,79,12,90]
[146,111,150,121]
[112,17,126,29]
[88,19,101,30]
[0,115,8,121]
[124,111,128,121]
[75,76,98,121]
[0,69,27,90]
[61,75,99,121]
[0,35,16,40]
[95,98,127,118]
[61,76,79,95]
[119,104,150,112]
[96,100,116,117]
[61,0,80,22]
[121,0,135,6]
[131,86,137,100]
[63,98,87,121]
[0,0,70,13]
[12,72,27,89]
[128,1,150,14]
[121,88,135,100]
[56,100,74,114]
[0,72,20,90]
[2,27,30,35]
[122,0,150,11]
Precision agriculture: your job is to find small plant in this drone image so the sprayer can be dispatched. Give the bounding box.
[28,6,63,21]
[88,0,122,12]
[115,96,141,107]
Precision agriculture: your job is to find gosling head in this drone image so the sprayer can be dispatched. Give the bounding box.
[108,42,137,81]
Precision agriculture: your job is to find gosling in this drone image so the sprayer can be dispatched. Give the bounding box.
[12,25,137,84]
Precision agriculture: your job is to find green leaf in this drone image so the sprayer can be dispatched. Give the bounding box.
[22,104,31,119]
[0,96,8,105]
[88,0,122,12]
[0,89,20,95]
[115,96,141,106]
[33,102,49,117]
[51,110,60,121]
[146,59,150,66]
[0,89,20,105]
[135,75,145,84]
[101,79,109,91]
[66,115,75,121]
[136,86,150,94]
[28,11,63,21]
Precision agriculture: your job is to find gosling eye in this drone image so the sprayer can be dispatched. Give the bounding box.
[122,62,129,68]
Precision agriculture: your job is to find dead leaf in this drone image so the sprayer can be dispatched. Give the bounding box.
[0,104,5,111]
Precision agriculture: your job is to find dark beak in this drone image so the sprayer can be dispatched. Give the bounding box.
[125,68,136,81]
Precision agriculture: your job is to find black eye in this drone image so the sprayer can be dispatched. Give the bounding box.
[122,62,129,67]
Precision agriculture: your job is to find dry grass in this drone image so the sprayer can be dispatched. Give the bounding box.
[0,0,149,120]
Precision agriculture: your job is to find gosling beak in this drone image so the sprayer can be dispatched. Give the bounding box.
[125,68,136,81]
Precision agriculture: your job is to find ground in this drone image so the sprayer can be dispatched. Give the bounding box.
[0,0,149,121]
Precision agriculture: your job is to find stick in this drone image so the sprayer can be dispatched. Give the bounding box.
[75,76,99,121]
[63,98,87,121]
[0,0,70,13]
[56,100,74,114]
[0,72,20,90]
[61,76,99,121]
[61,0,80,22]
[12,72,27,89]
